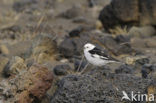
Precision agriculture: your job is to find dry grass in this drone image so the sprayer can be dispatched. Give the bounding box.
[1,0,18,5]
[109,25,128,36]
[32,15,46,37]
[0,11,20,29]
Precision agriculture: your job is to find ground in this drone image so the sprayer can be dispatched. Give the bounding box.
[0,0,156,103]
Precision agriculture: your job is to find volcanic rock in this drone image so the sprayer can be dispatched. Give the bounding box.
[0,64,53,103]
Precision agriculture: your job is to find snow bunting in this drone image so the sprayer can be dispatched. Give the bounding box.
[84,43,119,66]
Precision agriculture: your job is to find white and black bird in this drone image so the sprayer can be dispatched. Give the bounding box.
[83,43,119,66]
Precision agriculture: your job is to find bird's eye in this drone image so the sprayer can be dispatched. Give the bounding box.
[84,46,89,49]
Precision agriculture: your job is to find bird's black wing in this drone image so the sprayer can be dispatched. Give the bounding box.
[88,47,118,61]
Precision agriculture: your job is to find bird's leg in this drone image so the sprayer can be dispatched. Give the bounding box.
[80,62,89,74]
[77,55,85,72]
[95,66,98,70]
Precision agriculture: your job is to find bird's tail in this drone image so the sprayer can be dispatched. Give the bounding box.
[109,59,125,65]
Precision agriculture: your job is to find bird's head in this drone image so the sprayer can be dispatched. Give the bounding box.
[84,43,95,51]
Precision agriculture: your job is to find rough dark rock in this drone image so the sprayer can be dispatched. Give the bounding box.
[143,64,156,72]
[141,64,156,78]
[115,35,130,43]
[51,67,153,103]
[99,0,139,29]
[111,0,139,23]
[59,32,91,58]
[53,64,72,76]
[99,0,156,29]
[140,0,156,25]
[115,64,134,74]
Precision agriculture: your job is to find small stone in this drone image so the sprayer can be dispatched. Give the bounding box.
[0,45,9,55]
[88,0,97,7]
[69,27,83,37]
[25,58,35,68]
[59,35,88,58]
[117,43,134,55]
[95,20,103,30]
[60,5,83,19]
[98,36,119,54]
[135,57,150,65]
[125,56,149,65]
[72,17,87,23]
[129,26,156,38]
[74,59,87,72]
[143,64,156,72]
[125,57,135,65]
[145,37,156,48]
[0,56,9,78]
[53,64,72,76]
[58,38,75,58]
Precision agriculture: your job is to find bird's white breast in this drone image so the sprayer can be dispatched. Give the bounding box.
[84,50,109,66]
